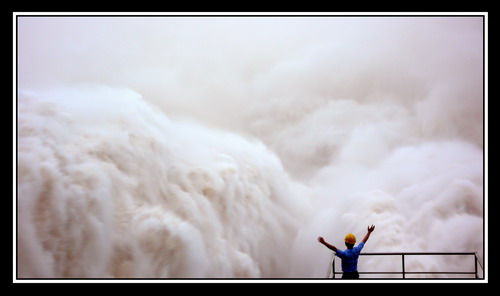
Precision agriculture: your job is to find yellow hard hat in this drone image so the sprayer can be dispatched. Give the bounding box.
[344,233,356,244]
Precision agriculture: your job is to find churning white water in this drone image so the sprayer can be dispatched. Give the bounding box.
[16,15,485,279]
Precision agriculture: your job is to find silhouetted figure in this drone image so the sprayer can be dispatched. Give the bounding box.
[318,225,375,279]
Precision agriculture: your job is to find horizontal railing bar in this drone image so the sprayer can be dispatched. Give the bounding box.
[343,277,478,279]
[347,272,406,275]
[336,272,476,275]
[402,272,476,274]
[359,272,475,275]
[335,278,478,280]
[360,252,476,256]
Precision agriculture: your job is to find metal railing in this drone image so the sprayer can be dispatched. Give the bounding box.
[328,252,484,279]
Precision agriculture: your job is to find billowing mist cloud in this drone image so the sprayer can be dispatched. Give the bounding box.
[17,15,484,278]
[18,87,309,277]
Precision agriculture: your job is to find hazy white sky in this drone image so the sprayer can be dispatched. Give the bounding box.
[18,15,484,144]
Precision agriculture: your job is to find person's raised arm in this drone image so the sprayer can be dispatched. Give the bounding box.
[361,225,375,244]
[318,236,338,252]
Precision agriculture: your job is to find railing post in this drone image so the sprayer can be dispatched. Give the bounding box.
[474,253,478,279]
[332,256,336,279]
[402,254,405,279]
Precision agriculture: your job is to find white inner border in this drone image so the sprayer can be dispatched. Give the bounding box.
[12,11,488,284]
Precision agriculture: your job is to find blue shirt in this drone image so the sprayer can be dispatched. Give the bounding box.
[335,242,364,272]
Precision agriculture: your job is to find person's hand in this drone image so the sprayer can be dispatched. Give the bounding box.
[317,236,325,244]
[368,225,375,232]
